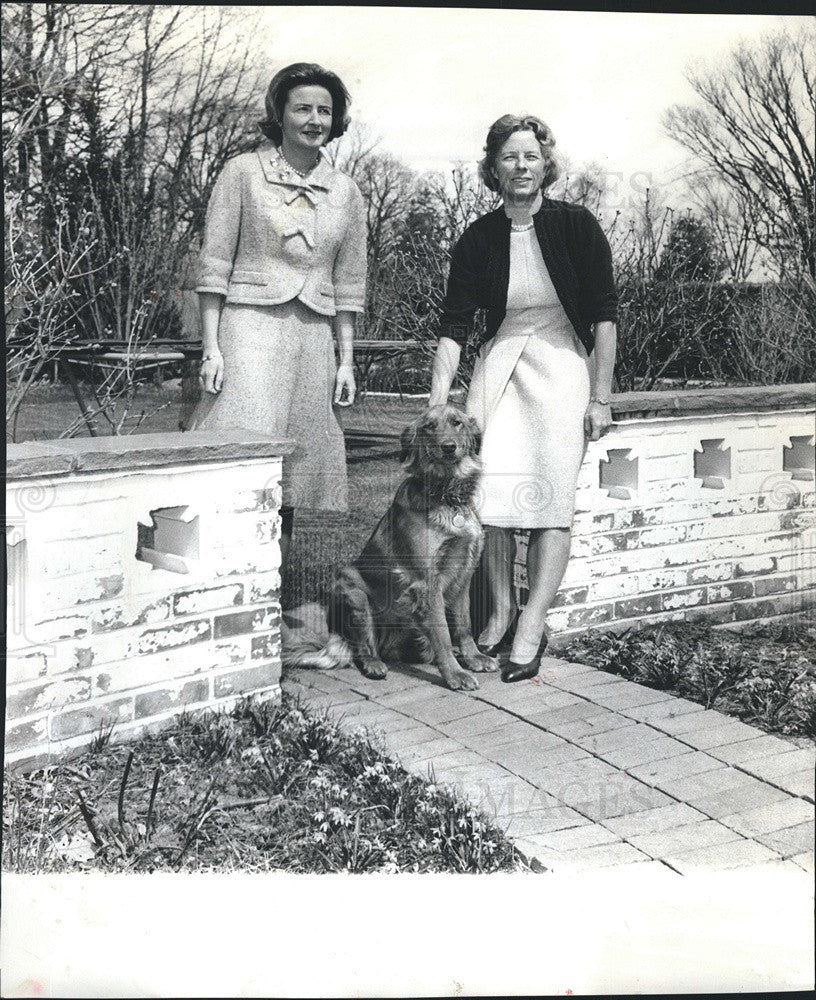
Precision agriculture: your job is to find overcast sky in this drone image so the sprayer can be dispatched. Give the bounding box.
[232,7,806,209]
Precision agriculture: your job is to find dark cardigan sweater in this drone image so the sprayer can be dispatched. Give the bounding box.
[437,198,618,355]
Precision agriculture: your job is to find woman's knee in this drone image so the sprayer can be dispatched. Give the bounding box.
[530,526,571,546]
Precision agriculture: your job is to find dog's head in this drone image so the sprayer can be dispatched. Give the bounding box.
[399,404,482,482]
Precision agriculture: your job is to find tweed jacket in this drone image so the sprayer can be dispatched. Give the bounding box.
[195,142,367,316]
[437,199,618,355]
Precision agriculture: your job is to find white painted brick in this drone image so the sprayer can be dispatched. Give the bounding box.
[583,547,672,576]
[642,455,691,481]
[569,535,594,558]
[662,534,783,567]
[173,583,244,618]
[38,641,96,678]
[684,511,795,543]
[247,570,282,603]
[639,524,687,547]
[93,643,214,696]
[736,471,795,496]
[643,481,691,504]
[135,618,211,656]
[589,532,640,556]
[212,511,280,549]
[586,575,641,601]
[37,534,122,577]
[612,506,666,528]
[6,650,50,685]
[213,544,281,576]
[687,561,735,585]
[734,554,780,576]
[26,614,90,645]
[776,555,816,586]
[211,636,253,669]
[6,482,126,518]
[637,568,689,593]
[5,715,50,760]
[7,676,91,719]
[639,432,689,459]
[735,450,777,474]
[702,496,758,517]
[74,628,134,668]
[4,684,281,769]
[662,587,706,610]
[39,570,125,612]
[88,597,172,632]
[210,475,283,516]
[6,451,291,765]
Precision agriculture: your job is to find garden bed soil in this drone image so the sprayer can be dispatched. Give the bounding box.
[3,697,528,874]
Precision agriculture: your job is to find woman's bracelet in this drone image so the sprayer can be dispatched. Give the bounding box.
[201,352,221,361]
[590,396,611,406]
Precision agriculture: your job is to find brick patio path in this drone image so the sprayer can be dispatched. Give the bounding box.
[282,655,815,875]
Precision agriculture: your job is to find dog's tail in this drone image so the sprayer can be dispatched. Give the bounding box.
[281,602,354,670]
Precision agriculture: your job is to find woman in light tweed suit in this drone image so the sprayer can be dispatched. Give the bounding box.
[429,114,618,683]
[191,63,366,573]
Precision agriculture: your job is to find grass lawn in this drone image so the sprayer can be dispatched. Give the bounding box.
[3,697,529,874]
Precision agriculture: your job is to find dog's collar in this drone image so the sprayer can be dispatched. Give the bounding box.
[418,473,480,511]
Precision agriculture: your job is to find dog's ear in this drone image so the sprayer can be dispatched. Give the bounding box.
[466,414,482,456]
[400,417,420,465]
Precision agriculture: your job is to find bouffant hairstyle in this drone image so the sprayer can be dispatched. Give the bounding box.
[258,62,351,144]
[478,114,561,193]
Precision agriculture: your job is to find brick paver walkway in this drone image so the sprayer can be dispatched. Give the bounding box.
[282,655,815,874]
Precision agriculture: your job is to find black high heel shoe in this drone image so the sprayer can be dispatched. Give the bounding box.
[501,629,549,683]
[477,607,520,658]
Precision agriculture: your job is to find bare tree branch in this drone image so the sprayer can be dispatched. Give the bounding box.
[663,24,815,279]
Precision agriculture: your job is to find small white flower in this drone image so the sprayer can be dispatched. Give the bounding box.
[329,807,350,827]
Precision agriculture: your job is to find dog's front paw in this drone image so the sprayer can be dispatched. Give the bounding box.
[460,651,500,673]
[441,665,480,691]
[357,656,388,679]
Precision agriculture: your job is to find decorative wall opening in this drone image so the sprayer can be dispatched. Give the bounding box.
[694,438,731,489]
[599,449,638,500]
[783,435,815,482]
[136,505,200,574]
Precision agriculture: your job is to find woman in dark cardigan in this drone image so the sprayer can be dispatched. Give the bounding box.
[428,114,618,683]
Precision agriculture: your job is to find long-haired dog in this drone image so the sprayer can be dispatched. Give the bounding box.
[282,404,499,690]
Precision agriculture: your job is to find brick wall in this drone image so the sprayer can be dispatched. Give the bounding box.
[512,385,816,644]
[5,430,294,769]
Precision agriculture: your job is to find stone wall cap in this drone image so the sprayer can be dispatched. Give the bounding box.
[612,383,815,420]
[6,429,296,479]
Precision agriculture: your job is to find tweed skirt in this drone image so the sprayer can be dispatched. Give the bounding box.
[190,300,347,511]
[466,305,593,529]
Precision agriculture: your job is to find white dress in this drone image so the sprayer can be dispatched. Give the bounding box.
[466,226,594,528]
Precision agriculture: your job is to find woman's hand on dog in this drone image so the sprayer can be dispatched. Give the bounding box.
[334,361,356,407]
[584,400,612,441]
[199,351,224,394]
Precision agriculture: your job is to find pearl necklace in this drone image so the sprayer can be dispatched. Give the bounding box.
[274,148,318,180]
[511,221,534,232]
